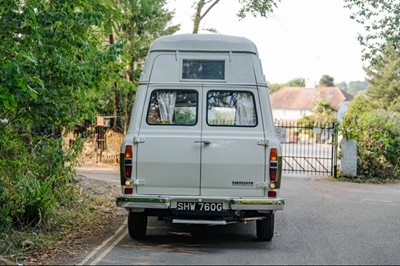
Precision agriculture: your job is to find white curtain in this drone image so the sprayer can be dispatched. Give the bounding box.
[157,91,177,123]
[235,93,256,125]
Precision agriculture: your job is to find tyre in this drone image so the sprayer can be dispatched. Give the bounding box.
[256,213,274,241]
[128,212,148,239]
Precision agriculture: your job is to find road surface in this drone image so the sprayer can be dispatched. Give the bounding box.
[73,166,400,265]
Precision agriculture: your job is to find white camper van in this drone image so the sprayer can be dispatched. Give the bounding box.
[116,34,284,241]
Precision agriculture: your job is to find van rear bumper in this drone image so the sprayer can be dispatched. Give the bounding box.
[116,195,285,211]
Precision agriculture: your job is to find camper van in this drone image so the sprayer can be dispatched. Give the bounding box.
[116,34,284,241]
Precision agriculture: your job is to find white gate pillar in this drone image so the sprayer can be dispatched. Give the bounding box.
[340,139,357,177]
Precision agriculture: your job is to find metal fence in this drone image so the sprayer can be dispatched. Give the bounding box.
[274,122,338,177]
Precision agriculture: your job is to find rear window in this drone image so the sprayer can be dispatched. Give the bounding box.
[182,59,225,80]
[207,91,257,127]
[147,90,198,126]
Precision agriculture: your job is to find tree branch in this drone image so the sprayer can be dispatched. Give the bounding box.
[200,0,220,20]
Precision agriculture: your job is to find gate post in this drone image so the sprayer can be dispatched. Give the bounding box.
[332,123,339,178]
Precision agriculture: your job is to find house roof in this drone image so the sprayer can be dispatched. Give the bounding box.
[270,87,353,111]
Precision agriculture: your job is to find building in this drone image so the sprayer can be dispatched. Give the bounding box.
[269,86,353,123]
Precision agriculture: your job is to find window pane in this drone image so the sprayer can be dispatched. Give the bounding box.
[182,60,225,80]
[207,91,257,127]
[147,90,198,126]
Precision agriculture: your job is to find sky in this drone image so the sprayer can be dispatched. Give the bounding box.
[165,0,367,85]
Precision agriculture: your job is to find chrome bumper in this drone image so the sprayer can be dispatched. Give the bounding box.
[116,195,285,211]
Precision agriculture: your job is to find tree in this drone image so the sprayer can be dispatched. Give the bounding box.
[112,0,179,133]
[344,0,400,63]
[0,0,113,133]
[318,75,335,87]
[335,80,369,96]
[286,77,305,87]
[191,0,280,33]
[268,77,305,94]
[364,43,400,112]
[336,81,349,92]
[298,99,336,125]
[347,80,369,95]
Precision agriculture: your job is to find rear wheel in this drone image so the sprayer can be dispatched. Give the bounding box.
[256,213,274,241]
[128,212,148,239]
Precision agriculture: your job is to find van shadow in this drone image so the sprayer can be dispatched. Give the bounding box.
[120,219,274,254]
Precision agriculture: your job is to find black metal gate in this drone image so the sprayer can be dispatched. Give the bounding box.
[274,122,338,177]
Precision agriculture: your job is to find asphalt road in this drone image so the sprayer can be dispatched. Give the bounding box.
[75,167,400,265]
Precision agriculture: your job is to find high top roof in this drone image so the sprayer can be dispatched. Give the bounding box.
[149,34,258,54]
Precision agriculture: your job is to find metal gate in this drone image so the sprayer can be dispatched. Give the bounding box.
[274,122,338,177]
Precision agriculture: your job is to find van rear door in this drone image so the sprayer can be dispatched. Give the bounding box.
[200,87,266,197]
[136,86,201,195]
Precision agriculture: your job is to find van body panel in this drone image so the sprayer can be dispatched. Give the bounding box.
[118,34,284,240]
[200,86,265,197]
[135,85,202,195]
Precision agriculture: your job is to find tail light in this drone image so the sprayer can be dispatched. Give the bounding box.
[268,148,278,197]
[269,168,277,181]
[123,145,133,194]
[124,145,133,179]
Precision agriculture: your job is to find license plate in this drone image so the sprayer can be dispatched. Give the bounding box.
[176,202,223,212]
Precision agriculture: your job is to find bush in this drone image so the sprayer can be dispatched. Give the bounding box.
[340,110,400,181]
[0,127,80,234]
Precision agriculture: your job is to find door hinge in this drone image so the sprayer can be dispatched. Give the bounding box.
[134,137,146,143]
[257,140,269,147]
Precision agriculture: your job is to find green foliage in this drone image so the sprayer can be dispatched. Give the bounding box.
[237,0,280,19]
[336,80,369,96]
[297,99,337,126]
[268,77,305,94]
[348,80,369,95]
[114,0,179,128]
[341,110,400,181]
[364,43,400,112]
[345,93,371,120]
[344,0,400,63]
[318,74,335,87]
[0,0,124,131]
[0,128,80,233]
[0,0,178,259]
[335,81,349,91]
[286,77,306,87]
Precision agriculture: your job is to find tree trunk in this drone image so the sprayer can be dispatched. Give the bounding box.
[113,81,118,128]
[192,0,205,33]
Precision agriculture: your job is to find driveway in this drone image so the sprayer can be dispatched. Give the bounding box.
[72,167,400,265]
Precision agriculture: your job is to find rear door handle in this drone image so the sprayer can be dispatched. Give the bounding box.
[194,140,211,145]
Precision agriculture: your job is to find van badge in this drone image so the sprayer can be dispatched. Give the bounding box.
[232,181,254,187]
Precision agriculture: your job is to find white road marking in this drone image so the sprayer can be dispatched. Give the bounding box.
[361,199,392,204]
[90,228,129,265]
[79,218,127,265]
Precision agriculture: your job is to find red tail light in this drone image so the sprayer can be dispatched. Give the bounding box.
[125,165,132,178]
[270,168,277,181]
[268,191,277,198]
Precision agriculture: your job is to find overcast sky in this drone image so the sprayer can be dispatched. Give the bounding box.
[166,0,367,85]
